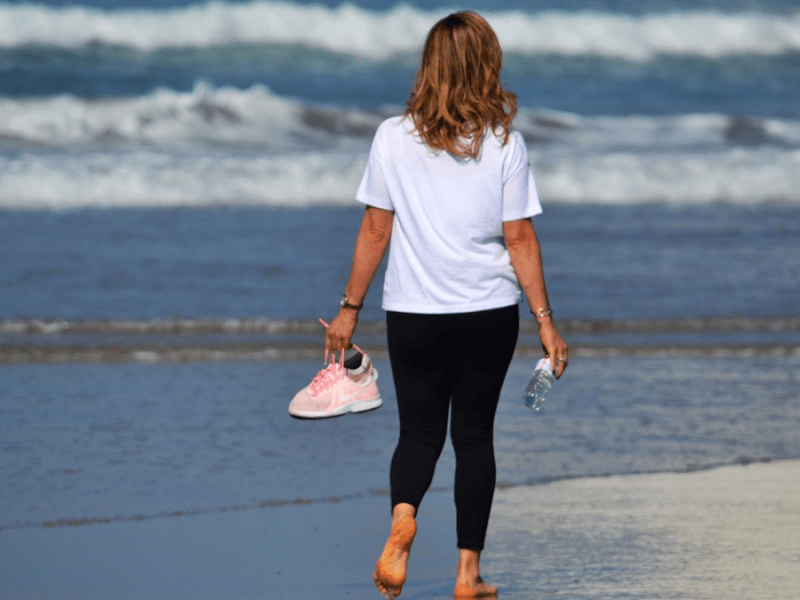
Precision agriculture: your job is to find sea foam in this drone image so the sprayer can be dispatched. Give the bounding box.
[0,82,317,147]
[3,143,799,209]
[0,1,799,60]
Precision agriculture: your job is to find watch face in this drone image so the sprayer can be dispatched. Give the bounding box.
[340,296,360,310]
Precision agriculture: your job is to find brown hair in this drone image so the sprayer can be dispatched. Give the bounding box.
[405,11,517,159]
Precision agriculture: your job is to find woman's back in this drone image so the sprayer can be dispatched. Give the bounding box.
[356,115,541,313]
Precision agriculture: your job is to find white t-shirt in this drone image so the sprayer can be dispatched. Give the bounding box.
[356,115,542,314]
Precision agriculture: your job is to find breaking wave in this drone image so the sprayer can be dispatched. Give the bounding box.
[1,2,799,60]
[2,82,800,208]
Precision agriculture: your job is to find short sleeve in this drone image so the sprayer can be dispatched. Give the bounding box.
[502,131,542,221]
[356,123,394,211]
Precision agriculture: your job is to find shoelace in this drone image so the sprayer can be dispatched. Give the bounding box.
[309,319,376,396]
[309,361,345,395]
[309,318,368,396]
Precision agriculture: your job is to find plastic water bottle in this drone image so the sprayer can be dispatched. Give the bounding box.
[522,358,555,411]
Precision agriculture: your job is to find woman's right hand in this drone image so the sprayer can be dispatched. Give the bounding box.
[325,308,359,356]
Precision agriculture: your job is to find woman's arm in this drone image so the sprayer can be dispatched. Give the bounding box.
[503,217,569,377]
[325,206,394,353]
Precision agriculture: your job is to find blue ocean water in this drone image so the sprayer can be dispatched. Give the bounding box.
[2,204,800,322]
[1,0,799,577]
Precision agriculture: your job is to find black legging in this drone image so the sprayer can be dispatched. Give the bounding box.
[386,304,519,550]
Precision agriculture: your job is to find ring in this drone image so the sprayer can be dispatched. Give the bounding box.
[557,357,567,362]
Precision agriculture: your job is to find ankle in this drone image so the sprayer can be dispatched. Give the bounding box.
[456,549,482,580]
[392,502,416,519]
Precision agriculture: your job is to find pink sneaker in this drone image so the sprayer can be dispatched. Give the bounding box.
[289,351,382,419]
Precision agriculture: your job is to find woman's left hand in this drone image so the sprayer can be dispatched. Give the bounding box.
[325,308,359,356]
[538,319,569,378]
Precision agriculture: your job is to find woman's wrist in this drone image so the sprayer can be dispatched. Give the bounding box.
[338,306,359,320]
[537,318,556,332]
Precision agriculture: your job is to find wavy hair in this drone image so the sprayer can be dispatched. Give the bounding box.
[405,11,517,159]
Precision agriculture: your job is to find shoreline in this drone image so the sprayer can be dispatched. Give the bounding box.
[1,456,786,535]
[3,343,800,364]
[2,315,798,364]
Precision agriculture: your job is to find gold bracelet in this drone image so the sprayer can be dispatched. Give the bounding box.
[532,306,552,319]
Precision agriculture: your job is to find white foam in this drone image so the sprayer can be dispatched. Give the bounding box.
[0,1,798,60]
[532,147,800,204]
[491,10,800,60]
[0,147,370,209]
[2,143,799,209]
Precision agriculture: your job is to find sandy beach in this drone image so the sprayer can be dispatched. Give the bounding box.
[3,459,798,600]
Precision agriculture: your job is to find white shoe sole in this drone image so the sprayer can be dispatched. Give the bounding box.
[289,396,383,419]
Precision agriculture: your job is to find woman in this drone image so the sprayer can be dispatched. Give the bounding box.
[325,11,568,599]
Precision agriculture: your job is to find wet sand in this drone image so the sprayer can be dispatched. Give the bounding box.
[487,459,800,600]
[2,459,798,600]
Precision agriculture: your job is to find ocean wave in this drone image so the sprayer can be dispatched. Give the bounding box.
[0,149,370,208]
[0,81,387,148]
[3,144,799,208]
[4,83,800,150]
[529,146,800,205]
[1,1,799,60]
[2,83,800,208]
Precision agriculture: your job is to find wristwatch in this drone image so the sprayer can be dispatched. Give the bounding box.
[340,295,364,311]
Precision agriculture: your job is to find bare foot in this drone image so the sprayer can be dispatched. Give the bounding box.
[374,513,417,599]
[454,549,497,598]
[454,575,498,598]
